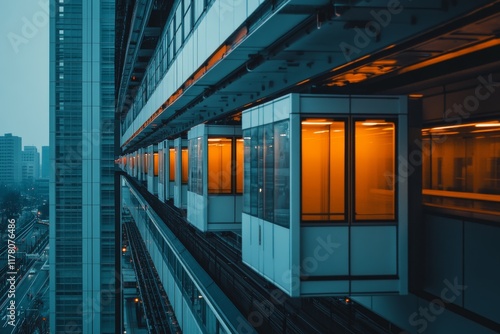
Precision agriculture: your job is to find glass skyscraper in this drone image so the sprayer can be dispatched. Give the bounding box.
[49,0,118,332]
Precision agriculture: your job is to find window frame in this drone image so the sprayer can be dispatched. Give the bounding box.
[299,115,398,225]
[421,119,500,219]
[300,117,348,224]
[352,117,398,223]
[206,136,243,195]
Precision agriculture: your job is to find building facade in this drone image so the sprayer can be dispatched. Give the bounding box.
[49,0,118,332]
[0,133,22,185]
[41,145,50,179]
[115,1,500,333]
[22,145,40,182]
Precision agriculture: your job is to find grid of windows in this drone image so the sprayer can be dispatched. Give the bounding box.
[122,0,213,133]
[0,134,22,184]
[50,0,116,331]
[189,138,203,194]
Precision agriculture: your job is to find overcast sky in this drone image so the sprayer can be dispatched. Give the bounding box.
[0,1,49,153]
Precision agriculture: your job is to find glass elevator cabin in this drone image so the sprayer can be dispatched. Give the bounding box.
[187,124,243,232]
[241,94,408,297]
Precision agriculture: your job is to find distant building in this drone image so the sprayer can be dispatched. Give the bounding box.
[22,146,40,182]
[34,178,49,201]
[41,146,50,179]
[0,133,22,185]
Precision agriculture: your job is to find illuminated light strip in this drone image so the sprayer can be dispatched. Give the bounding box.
[296,78,310,86]
[423,189,500,202]
[361,119,387,125]
[424,121,500,132]
[470,128,500,134]
[302,121,333,125]
[207,45,228,69]
[427,123,475,131]
[399,39,500,75]
[372,57,397,65]
[330,54,370,73]
[429,131,459,135]
[362,122,388,126]
[230,26,248,50]
[475,122,500,127]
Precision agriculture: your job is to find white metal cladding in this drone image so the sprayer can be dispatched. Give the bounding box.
[187,124,243,232]
[241,94,408,297]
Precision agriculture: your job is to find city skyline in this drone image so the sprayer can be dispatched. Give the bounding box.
[0,1,49,153]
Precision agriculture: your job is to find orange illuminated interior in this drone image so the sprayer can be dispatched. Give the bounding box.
[399,39,500,75]
[182,148,188,184]
[236,139,244,193]
[169,148,175,181]
[208,138,232,193]
[296,78,310,86]
[301,119,345,221]
[355,120,395,220]
[153,153,159,176]
[301,118,396,222]
[422,120,500,211]
[207,44,227,69]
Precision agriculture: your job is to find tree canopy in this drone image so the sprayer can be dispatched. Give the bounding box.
[1,188,22,218]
